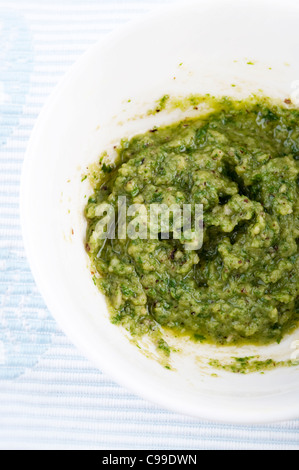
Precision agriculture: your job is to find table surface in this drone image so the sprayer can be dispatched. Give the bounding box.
[0,0,299,450]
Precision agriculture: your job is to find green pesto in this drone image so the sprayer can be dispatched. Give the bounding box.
[209,357,299,374]
[85,96,299,347]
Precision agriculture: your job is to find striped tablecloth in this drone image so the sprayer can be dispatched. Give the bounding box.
[1,0,299,450]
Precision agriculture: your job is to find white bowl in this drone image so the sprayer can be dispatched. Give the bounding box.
[21,0,299,424]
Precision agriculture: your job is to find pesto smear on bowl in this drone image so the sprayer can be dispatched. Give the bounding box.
[85,96,299,348]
